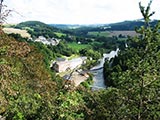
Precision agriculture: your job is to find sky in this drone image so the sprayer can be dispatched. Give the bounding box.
[3,0,160,24]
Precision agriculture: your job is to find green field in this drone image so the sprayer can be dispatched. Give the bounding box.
[118,38,127,41]
[54,32,66,37]
[68,42,91,51]
[87,31,110,37]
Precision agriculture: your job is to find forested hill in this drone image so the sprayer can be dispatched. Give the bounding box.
[58,20,158,36]
[106,19,158,30]
[16,21,59,31]
[15,21,63,38]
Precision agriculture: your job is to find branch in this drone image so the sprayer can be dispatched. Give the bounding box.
[139,0,155,27]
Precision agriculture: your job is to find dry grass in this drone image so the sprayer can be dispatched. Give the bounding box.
[3,28,31,38]
[109,31,139,37]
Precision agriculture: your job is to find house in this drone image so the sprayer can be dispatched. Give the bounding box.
[51,57,87,73]
[52,60,70,72]
[35,36,60,46]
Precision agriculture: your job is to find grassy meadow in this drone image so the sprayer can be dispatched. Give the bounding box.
[54,32,66,37]
[68,42,91,51]
[88,31,110,37]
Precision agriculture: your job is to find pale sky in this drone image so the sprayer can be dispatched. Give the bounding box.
[3,0,160,24]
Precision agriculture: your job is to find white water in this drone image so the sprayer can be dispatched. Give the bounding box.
[91,48,119,90]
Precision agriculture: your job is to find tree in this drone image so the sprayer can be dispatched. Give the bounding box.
[139,0,155,27]
[103,1,160,119]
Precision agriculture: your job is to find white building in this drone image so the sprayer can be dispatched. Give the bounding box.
[51,57,87,73]
[35,36,60,46]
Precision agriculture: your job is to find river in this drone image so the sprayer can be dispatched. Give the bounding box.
[90,48,119,90]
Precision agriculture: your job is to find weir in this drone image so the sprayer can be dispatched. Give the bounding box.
[90,67,103,71]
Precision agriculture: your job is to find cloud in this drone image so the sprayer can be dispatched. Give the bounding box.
[3,0,160,24]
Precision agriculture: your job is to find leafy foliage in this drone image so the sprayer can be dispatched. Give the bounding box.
[103,1,160,119]
[0,33,59,119]
[0,33,89,120]
[47,40,76,57]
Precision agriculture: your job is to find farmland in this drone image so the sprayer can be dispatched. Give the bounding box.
[109,31,139,37]
[3,28,31,38]
[88,30,138,37]
[54,32,66,37]
[88,31,110,37]
[68,42,91,51]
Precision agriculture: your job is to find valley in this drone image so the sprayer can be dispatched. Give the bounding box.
[1,1,160,118]
[2,20,156,89]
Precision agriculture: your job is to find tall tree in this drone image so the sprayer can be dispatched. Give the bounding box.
[103,1,160,119]
[139,0,155,27]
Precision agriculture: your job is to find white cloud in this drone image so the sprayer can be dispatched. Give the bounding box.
[3,0,160,24]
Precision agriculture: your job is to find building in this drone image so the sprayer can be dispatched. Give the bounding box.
[35,36,60,46]
[51,57,87,73]
[53,60,70,72]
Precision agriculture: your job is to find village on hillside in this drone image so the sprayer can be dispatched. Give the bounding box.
[3,28,61,46]
[34,36,60,46]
